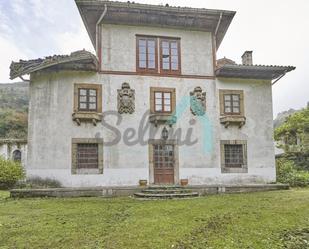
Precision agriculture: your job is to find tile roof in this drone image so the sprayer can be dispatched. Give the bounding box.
[10,50,98,80]
[216,63,296,80]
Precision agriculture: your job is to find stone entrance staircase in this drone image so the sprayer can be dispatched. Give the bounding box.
[134,186,199,199]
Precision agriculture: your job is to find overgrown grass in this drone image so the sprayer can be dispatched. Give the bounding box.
[0,190,9,199]
[1,189,309,248]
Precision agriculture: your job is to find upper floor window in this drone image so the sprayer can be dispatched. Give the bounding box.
[150,87,176,114]
[219,90,244,116]
[155,91,172,113]
[78,88,97,112]
[74,84,102,113]
[136,37,158,73]
[224,93,240,114]
[160,39,181,74]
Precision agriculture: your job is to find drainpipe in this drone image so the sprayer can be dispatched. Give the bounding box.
[215,12,223,37]
[213,13,222,74]
[96,4,108,69]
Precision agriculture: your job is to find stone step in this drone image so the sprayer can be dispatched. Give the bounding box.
[134,192,199,199]
[147,185,184,190]
[141,189,193,194]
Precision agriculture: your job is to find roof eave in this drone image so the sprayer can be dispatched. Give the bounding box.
[75,0,236,50]
[216,65,296,80]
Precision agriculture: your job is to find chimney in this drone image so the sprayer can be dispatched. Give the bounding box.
[241,51,253,65]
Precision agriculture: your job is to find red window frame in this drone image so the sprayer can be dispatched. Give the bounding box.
[160,39,181,75]
[136,36,158,73]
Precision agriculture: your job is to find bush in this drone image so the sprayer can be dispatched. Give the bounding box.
[0,156,25,189]
[276,159,309,187]
[15,176,62,189]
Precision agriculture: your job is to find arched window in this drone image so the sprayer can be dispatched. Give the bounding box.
[13,150,22,162]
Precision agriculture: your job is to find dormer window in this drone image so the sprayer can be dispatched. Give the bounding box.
[136,36,158,73]
[160,39,181,75]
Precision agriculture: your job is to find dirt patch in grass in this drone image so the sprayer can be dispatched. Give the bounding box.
[174,214,233,249]
[281,228,309,249]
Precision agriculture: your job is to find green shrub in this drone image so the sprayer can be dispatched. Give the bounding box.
[15,176,62,189]
[0,157,25,189]
[276,159,309,187]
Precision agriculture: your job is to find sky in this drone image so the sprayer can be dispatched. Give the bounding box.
[0,0,308,117]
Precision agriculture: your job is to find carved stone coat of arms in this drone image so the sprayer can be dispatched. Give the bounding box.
[190,86,206,116]
[117,82,135,114]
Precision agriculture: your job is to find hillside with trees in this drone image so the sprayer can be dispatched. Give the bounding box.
[0,82,29,139]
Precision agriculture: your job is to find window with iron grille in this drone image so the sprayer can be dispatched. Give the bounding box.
[77,143,98,169]
[160,39,180,74]
[224,144,244,168]
[224,94,240,114]
[78,88,97,112]
[137,37,158,72]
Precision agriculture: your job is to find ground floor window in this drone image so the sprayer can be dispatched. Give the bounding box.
[72,138,103,174]
[220,140,247,173]
[77,144,98,169]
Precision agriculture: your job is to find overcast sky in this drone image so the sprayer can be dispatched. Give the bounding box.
[0,0,308,116]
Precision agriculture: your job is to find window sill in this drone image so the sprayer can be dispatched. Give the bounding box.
[73,168,103,175]
[160,71,181,76]
[72,112,102,126]
[221,166,248,173]
[220,115,246,128]
[149,114,177,127]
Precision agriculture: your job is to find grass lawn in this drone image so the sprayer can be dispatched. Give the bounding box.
[0,189,309,249]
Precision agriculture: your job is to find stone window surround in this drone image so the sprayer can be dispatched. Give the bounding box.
[71,138,103,175]
[150,87,176,114]
[219,89,244,116]
[74,83,102,113]
[148,139,179,185]
[220,140,248,173]
[73,83,102,125]
[219,89,246,128]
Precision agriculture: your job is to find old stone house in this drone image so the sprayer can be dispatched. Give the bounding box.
[10,1,295,187]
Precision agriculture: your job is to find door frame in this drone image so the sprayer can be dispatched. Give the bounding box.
[148,139,179,185]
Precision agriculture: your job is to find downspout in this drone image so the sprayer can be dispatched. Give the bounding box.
[215,12,223,37]
[96,4,108,69]
[213,12,223,75]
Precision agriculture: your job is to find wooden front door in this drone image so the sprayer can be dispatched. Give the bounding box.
[154,144,175,184]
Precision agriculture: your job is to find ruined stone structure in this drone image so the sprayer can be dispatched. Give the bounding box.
[0,139,27,167]
[10,1,295,187]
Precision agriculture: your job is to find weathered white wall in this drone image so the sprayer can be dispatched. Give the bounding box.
[100,24,214,76]
[27,70,276,187]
